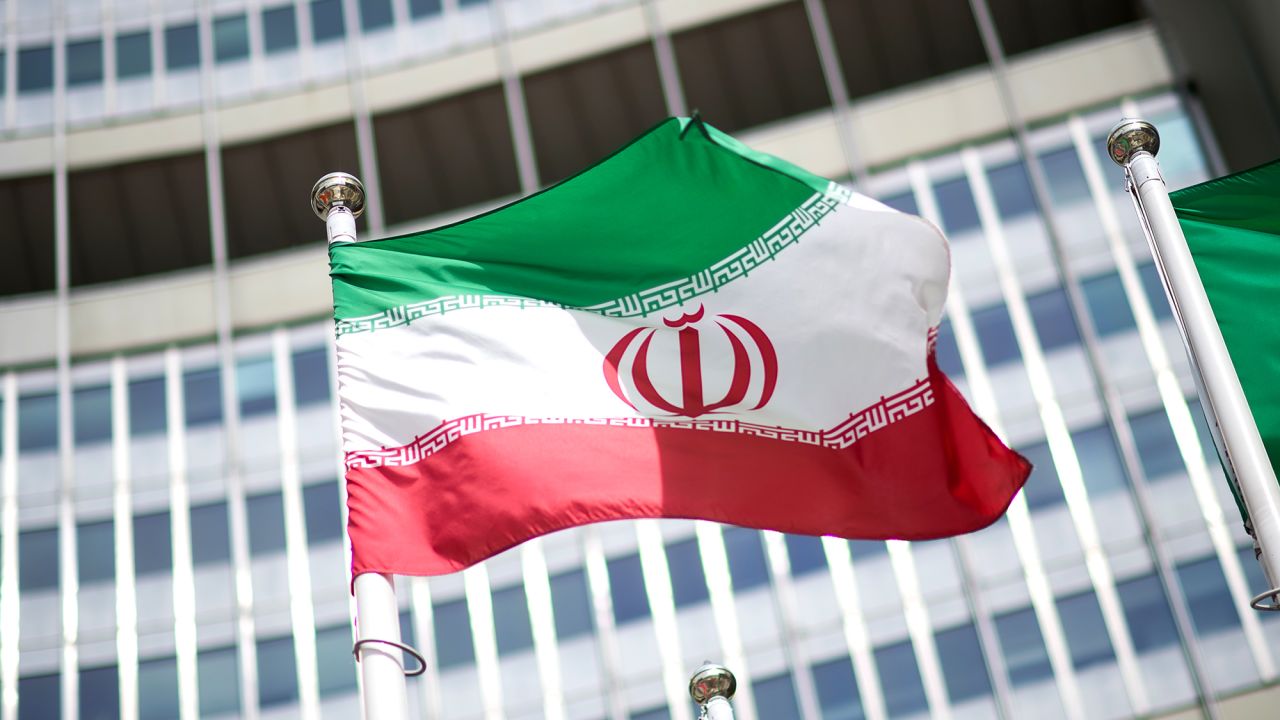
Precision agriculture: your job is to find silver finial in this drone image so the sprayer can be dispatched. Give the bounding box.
[1106,118,1160,167]
[311,172,366,221]
[689,662,736,704]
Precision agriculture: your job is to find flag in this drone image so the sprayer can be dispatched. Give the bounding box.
[330,117,1029,577]
[1172,158,1280,490]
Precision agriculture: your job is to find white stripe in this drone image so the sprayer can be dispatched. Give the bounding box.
[112,357,140,720]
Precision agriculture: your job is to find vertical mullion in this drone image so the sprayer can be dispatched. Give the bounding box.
[1,372,19,720]
[409,577,443,720]
[760,530,823,720]
[339,0,389,234]
[635,521,693,720]
[885,541,952,720]
[640,0,686,118]
[492,0,539,194]
[521,539,566,720]
[463,563,505,720]
[165,348,200,720]
[112,357,139,720]
[694,522,757,720]
[582,528,626,720]
[799,0,865,187]
[821,537,886,720]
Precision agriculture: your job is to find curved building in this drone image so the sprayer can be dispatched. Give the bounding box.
[1,1,1277,719]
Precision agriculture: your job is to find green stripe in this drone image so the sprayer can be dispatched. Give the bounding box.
[329,117,831,324]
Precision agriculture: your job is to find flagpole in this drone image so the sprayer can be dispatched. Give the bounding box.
[312,172,413,718]
[1107,120,1280,609]
[689,663,737,719]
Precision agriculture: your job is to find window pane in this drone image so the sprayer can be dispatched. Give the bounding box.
[20,527,59,591]
[1018,441,1063,510]
[874,640,928,716]
[608,553,650,624]
[996,607,1053,685]
[292,347,330,406]
[165,24,200,70]
[117,31,152,79]
[880,191,918,216]
[258,635,299,707]
[1081,272,1136,336]
[134,511,172,576]
[128,376,166,436]
[79,664,119,720]
[67,39,104,86]
[197,646,241,715]
[18,674,59,720]
[934,318,964,378]
[1118,574,1179,652]
[1040,147,1091,205]
[935,623,991,703]
[933,176,980,235]
[812,656,864,720]
[550,569,594,639]
[19,392,58,452]
[1138,262,1173,320]
[316,624,358,696]
[409,0,442,17]
[631,709,669,720]
[263,5,300,53]
[247,491,287,555]
[213,15,250,62]
[1027,288,1080,351]
[723,527,769,592]
[971,303,1020,366]
[1072,425,1128,495]
[183,367,222,427]
[1058,591,1114,669]
[1178,556,1241,635]
[988,161,1037,220]
[237,356,275,418]
[303,481,343,543]
[190,501,231,565]
[434,597,475,668]
[785,534,826,576]
[665,538,708,607]
[18,46,54,93]
[1130,409,1183,480]
[74,384,112,445]
[848,539,886,561]
[754,673,801,718]
[78,519,115,584]
[492,584,534,654]
[312,0,346,42]
[138,657,180,720]
[360,0,394,30]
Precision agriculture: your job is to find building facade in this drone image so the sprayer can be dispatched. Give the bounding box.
[0,1,1277,719]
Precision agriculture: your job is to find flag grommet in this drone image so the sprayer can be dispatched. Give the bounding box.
[352,637,428,676]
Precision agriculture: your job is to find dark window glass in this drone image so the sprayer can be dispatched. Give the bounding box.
[197,646,240,715]
[303,481,343,544]
[1040,147,1091,205]
[18,46,54,92]
[409,0,442,18]
[988,161,1037,219]
[257,636,299,707]
[1138,263,1173,320]
[630,708,669,720]
[935,624,991,703]
[1117,574,1179,652]
[165,24,200,70]
[550,569,594,639]
[183,367,222,427]
[263,5,300,53]
[874,641,928,716]
[316,624,357,696]
[879,192,918,216]
[458,0,487,5]
[934,319,964,378]
[138,656,180,720]
[971,303,1020,366]
[754,673,801,718]
[312,0,346,42]
[1178,556,1241,635]
[74,384,112,445]
[1017,441,1063,509]
[237,356,275,418]
[0,173,56,297]
[213,15,250,62]
[1072,425,1128,495]
[812,656,864,720]
[849,540,886,561]
[79,665,119,720]
[609,553,650,624]
[996,607,1053,685]
[1186,398,1220,464]
[989,0,1143,58]
[1130,409,1183,480]
[128,376,166,437]
[1027,287,1080,351]
[360,0,394,30]
[399,610,415,654]
[434,597,475,668]
[116,31,152,78]
[665,538,708,607]
[723,527,769,592]
[247,491,287,555]
[78,519,115,584]
[134,511,172,576]
[18,674,59,720]
[67,39,105,86]
[1080,272,1135,337]
[292,347,331,406]
[19,392,58,452]
[190,502,231,565]
[19,527,59,591]
[492,583,534,654]
[785,534,826,576]
[933,176,981,235]
[1058,591,1114,669]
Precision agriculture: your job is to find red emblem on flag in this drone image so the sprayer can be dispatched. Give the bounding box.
[603,305,779,418]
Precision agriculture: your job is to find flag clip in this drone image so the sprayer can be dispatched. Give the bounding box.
[352,637,428,676]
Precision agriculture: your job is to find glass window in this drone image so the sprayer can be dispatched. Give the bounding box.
[1040,147,1091,205]
[874,640,929,716]
[134,511,172,576]
[879,191,919,216]
[19,392,58,452]
[1138,263,1173,320]
[665,538,708,607]
[458,0,487,6]
[78,519,115,584]
[138,656,180,720]
[183,367,222,427]
[79,664,119,720]
[237,356,275,418]
[434,597,474,668]
[257,635,299,707]
[723,527,769,592]
[848,539,886,561]
[67,38,104,87]
[18,674,59,720]
[609,553,650,624]
[987,161,1037,220]
[1177,556,1241,635]
[263,5,300,54]
[970,303,1020,366]
[630,709,669,720]
[311,0,346,42]
[812,656,864,720]
[116,31,152,79]
[1236,547,1279,623]
[1117,574,1179,652]
[360,0,394,30]
[409,0,443,18]
[18,46,54,93]
[128,376,166,436]
[303,481,343,543]
[933,176,981,235]
[165,24,200,71]
[1027,287,1080,351]
[934,318,964,378]
[74,384,112,445]
[1081,272,1136,336]
[1058,591,1114,669]
[935,623,991,703]
[785,534,826,576]
[754,673,801,718]
[1129,409,1183,480]
[1072,425,1128,495]
[247,491,287,555]
[399,610,415,654]
[1185,398,1220,464]
[1018,441,1064,510]
[197,646,240,715]
[190,501,231,565]
[19,527,59,591]
[492,583,534,654]
[213,15,250,62]
[316,624,357,696]
[292,347,330,406]
[549,569,594,639]
[996,607,1053,685]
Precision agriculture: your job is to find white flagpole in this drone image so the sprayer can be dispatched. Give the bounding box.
[312,173,413,717]
[690,663,737,719]
[1107,120,1280,608]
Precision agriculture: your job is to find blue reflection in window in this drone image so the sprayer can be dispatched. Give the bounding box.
[665,538,708,607]
[67,39,104,87]
[550,569,594,639]
[1129,409,1183,480]
[1072,424,1128,495]
[165,24,200,70]
[630,708,669,720]
[988,161,1037,219]
[197,646,241,715]
[74,384,112,445]
[1081,272,1136,336]
[879,192,919,216]
[1235,546,1280,623]
[19,392,57,452]
[812,656,864,720]
[933,176,981,235]
[723,527,769,592]
[1185,398,1220,464]
[138,656,179,720]
[190,501,231,565]
[78,519,115,584]
[1178,556,1241,635]
[1058,591,1115,669]
[996,607,1053,685]
[399,610,415,656]
[1150,113,1208,191]
[303,481,343,543]
[1138,262,1173,320]
[360,0,394,30]
[263,5,300,53]
[785,534,826,576]
[754,673,801,718]
[117,31,152,79]
[1039,147,1091,205]
[214,15,250,63]
[183,367,222,427]
[608,553,650,624]
[238,356,276,418]
[459,0,488,6]
[129,376,166,437]
[247,491,286,555]
[410,0,443,17]
[1027,287,1080,351]
[934,318,964,378]
[20,527,59,591]
[312,0,346,42]
[292,347,331,406]
[1118,574,1180,652]
[316,623,357,696]
[935,623,991,703]
[134,511,172,575]
[434,597,474,668]
[18,674,58,720]
[80,665,119,720]
[874,640,929,716]
[18,47,53,93]
[970,303,1020,366]
[1017,441,1063,510]
[492,583,534,654]
[257,635,299,707]
[849,539,885,561]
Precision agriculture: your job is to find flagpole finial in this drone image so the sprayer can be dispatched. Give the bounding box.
[312,172,366,221]
[1107,118,1160,167]
[689,662,736,704]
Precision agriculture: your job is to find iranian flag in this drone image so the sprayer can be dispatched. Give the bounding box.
[331,117,1029,577]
